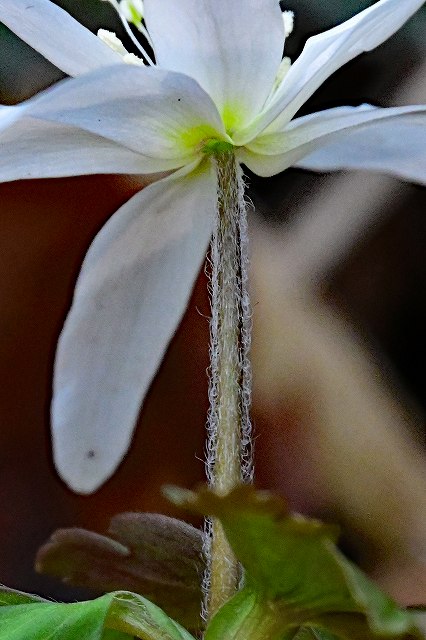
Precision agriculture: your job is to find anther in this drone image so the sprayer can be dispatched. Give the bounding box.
[97,29,144,65]
[282,10,295,38]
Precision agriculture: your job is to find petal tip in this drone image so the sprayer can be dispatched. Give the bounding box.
[53,449,115,495]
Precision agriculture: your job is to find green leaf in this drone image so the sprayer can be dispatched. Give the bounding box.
[0,588,196,640]
[167,486,353,612]
[292,628,343,640]
[168,486,422,640]
[335,561,419,636]
[0,593,121,640]
[36,513,203,630]
[107,591,196,640]
[0,586,48,606]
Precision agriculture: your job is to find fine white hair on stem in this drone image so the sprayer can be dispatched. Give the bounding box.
[237,167,254,484]
[204,213,220,492]
[201,516,213,621]
[202,153,253,617]
[204,157,253,487]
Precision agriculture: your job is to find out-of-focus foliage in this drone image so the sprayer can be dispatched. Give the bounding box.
[1,486,423,640]
[168,486,422,640]
[0,586,195,640]
[36,513,203,629]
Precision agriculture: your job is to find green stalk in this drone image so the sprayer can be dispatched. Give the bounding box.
[204,151,252,620]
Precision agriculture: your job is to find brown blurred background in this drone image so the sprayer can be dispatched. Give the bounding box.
[0,0,425,605]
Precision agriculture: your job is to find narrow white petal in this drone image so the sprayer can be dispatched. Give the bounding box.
[0,0,120,76]
[144,0,284,132]
[296,109,426,186]
[237,0,425,142]
[26,65,227,160]
[52,161,217,494]
[238,104,426,182]
[0,116,181,182]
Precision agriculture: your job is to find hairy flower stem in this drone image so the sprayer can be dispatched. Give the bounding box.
[204,151,253,621]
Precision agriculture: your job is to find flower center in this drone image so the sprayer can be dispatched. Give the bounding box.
[202,139,235,155]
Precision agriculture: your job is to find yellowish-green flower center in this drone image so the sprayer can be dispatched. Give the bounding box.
[221,103,246,135]
[203,139,235,155]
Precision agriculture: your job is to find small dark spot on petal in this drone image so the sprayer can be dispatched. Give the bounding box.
[87,450,96,459]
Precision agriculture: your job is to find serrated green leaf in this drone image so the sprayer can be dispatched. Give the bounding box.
[168,486,353,613]
[170,486,422,640]
[0,588,196,640]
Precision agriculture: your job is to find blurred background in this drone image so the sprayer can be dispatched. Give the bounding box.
[0,0,425,606]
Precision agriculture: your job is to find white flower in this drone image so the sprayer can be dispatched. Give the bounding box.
[0,0,425,493]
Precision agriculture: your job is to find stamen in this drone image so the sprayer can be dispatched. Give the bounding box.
[134,21,155,52]
[118,14,155,65]
[119,0,155,50]
[273,56,292,91]
[100,0,155,66]
[97,28,128,56]
[120,0,144,27]
[282,10,295,38]
[97,29,144,65]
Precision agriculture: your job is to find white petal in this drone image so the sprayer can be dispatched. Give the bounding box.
[238,104,426,181]
[0,0,120,76]
[26,65,227,160]
[0,116,180,183]
[0,104,24,130]
[52,161,217,494]
[237,0,425,142]
[296,109,426,186]
[144,0,284,132]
